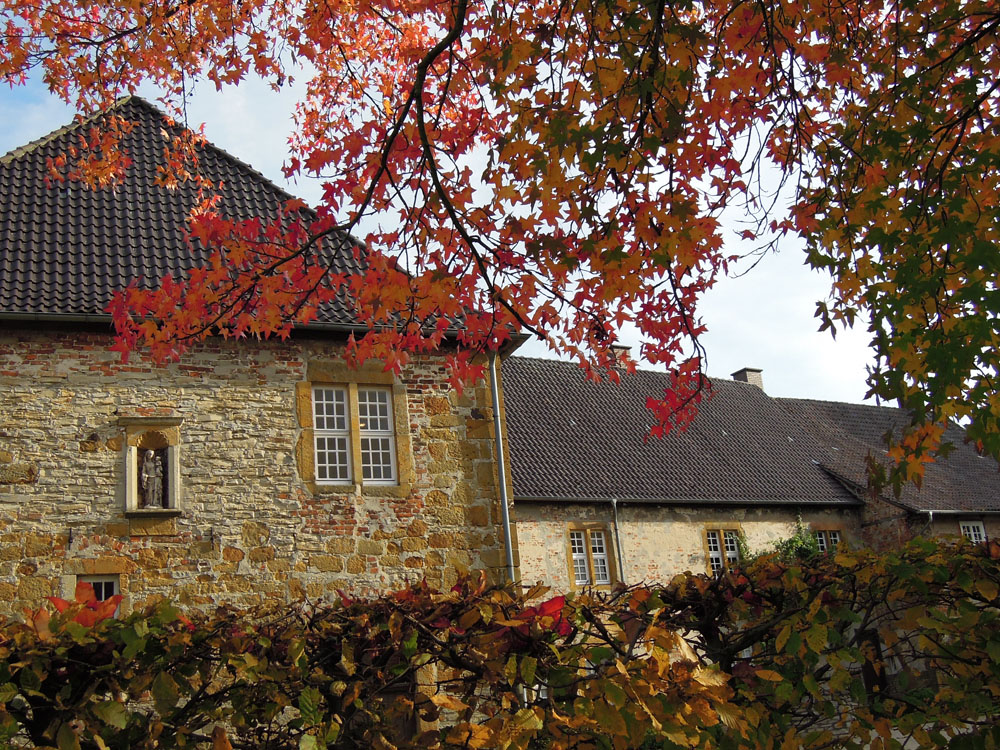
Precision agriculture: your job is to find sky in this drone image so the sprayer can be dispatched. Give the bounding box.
[0,79,877,405]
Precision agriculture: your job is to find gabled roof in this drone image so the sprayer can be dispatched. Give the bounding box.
[503,356,861,506]
[0,96,362,327]
[779,398,1000,513]
[503,356,1000,513]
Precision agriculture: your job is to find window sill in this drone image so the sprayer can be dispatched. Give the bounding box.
[310,482,413,498]
[125,508,183,519]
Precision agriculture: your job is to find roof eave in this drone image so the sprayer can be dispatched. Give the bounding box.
[513,495,863,507]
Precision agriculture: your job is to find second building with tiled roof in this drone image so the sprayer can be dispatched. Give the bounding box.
[501,356,1000,590]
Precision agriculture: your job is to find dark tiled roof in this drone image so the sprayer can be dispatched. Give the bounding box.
[503,356,860,506]
[778,398,1000,513]
[0,96,362,327]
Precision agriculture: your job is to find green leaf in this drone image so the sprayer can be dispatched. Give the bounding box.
[289,638,306,669]
[56,722,81,750]
[520,656,537,685]
[18,668,40,693]
[0,683,17,704]
[299,734,318,750]
[402,630,417,659]
[805,625,828,653]
[151,671,180,714]
[299,687,322,727]
[94,700,128,729]
[505,655,517,684]
[604,681,627,708]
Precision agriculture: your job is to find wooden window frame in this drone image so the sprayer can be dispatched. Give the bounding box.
[565,523,616,589]
[703,527,742,575]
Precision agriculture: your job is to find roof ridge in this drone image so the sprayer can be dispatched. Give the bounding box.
[777,395,895,411]
[0,95,134,166]
[0,94,300,207]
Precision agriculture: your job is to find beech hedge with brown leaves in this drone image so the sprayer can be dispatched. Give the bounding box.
[2,537,1000,750]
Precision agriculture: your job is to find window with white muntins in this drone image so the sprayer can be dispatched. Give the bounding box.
[706,529,740,573]
[313,387,352,482]
[569,528,613,586]
[357,388,396,482]
[961,521,987,543]
[313,386,397,485]
[814,529,842,553]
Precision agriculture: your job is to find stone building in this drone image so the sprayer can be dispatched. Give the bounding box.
[503,357,1000,591]
[0,97,518,615]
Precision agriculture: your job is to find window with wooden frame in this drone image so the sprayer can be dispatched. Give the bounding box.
[960,520,987,544]
[312,385,397,485]
[567,525,615,587]
[813,529,842,553]
[705,529,740,574]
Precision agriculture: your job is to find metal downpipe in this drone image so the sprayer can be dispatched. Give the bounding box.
[489,351,517,584]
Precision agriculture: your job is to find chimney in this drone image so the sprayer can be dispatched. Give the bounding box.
[609,344,631,367]
[731,367,763,390]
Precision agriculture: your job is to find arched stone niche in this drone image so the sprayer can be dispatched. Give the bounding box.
[117,417,183,517]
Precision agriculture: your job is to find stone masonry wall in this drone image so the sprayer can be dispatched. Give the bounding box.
[515,501,860,591]
[0,328,516,615]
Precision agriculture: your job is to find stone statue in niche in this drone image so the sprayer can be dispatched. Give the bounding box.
[140,449,165,508]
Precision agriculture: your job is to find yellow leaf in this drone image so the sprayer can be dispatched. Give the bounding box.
[430,693,469,712]
[775,624,791,655]
[976,578,999,601]
[458,608,481,630]
[693,666,728,687]
[755,669,784,682]
[446,723,493,749]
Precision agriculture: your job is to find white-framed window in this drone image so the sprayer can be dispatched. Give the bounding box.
[568,528,613,586]
[313,386,352,483]
[814,529,842,553]
[961,521,987,543]
[357,387,397,483]
[78,575,120,614]
[706,529,740,574]
[313,385,397,485]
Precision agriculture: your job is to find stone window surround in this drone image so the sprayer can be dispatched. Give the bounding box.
[60,557,134,614]
[564,522,617,590]
[296,360,414,498]
[703,526,742,574]
[118,416,183,518]
[79,574,120,602]
[811,525,845,553]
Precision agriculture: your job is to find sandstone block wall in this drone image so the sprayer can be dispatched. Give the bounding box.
[515,501,860,591]
[0,328,516,615]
